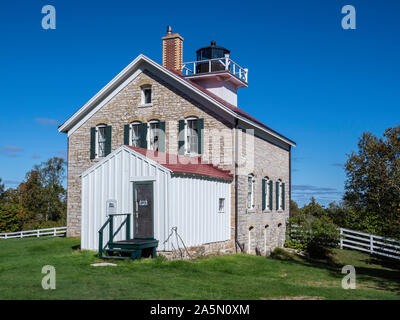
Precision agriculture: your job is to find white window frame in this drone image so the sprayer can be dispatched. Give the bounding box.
[263,177,270,211]
[140,85,152,107]
[129,121,141,147]
[148,120,160,151]
[184,117,199,155]
[218,198,225,213]
[95,124,107,159]
[247,174,255,210]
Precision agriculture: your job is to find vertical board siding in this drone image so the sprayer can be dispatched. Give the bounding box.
[168,176,231,249]
[81,147,231,252]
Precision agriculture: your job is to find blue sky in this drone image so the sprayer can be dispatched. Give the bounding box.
[0,0,399,206]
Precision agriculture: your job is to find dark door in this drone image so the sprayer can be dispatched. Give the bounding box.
[133,182,154,239]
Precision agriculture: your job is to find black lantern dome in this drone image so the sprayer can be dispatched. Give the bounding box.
[195,41,230,74]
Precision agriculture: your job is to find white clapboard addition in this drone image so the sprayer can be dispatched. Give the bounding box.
[81,146,231,252]
[0,227,67,239]
[340,228,400,260]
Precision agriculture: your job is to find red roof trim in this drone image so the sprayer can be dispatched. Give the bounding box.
[127,146,233,181]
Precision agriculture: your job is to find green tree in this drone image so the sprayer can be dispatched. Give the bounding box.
[0,203,20,233]
[19,157,67,228]
[344,126,400,238]
[0,178,5,203]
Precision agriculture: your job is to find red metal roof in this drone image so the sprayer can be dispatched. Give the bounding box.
[127,146,233,181]
[166,68,295,145]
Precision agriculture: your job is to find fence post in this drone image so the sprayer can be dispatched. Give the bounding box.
[339,228,343,249]
[5,234,7,239]
[370,235,374,254]
[54,228,56,236]
[37,230,40,238]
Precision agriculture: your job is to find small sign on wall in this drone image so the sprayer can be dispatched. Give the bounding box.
[106,199,117,216]
[139,200,148,207]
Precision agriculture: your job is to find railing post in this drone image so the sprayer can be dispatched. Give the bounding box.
[224,54,229,71]
[99,230,103,258]
[126,215,131,240]
[339,228,343,249]
[244,68,248,82]
[370,235,374,254]
[208,60,211,73]
[193,62,196,75]
[109,216,114,244]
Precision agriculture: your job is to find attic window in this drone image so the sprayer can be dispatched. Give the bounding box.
[185,117,199,155]
[96,124,107,158]
[141,85,152,105]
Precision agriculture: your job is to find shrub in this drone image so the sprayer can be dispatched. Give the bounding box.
[286,214,339,259]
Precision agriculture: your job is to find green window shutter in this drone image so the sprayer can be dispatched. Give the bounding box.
[276,181,280,210]
[178,120,185,155]
[197,118,204,154]
[105,125,112,156]
[140,123,147,148]
[90,127,96,159]
[124,125,130,145]
[262,179,266,211]
[269,180,273,210]
[282,183,285,210]
[159,121,166,152]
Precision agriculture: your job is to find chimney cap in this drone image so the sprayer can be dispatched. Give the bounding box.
[166,26,172,34]
[211,40,216,46]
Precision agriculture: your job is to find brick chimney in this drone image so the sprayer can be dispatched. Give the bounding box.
[162,26,183,72]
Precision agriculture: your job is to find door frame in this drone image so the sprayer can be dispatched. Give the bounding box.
[132,180,155,240]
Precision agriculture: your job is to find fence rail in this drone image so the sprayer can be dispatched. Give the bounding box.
[0,227,67,239]
[289,224,400,260]
[340,228,400,260]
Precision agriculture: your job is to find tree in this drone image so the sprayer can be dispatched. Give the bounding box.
[18,157,67,228]
[0,203,20,233]
[344,126,400,238]
[0,178,4,203]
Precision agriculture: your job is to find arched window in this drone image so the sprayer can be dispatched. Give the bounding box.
[185,116,199,155]
[129,121,141,147]
[95,124,107,158]
[247,174,255,210]
[276,180,285,211]
[248,226,254,254]
[148,120,160,151]
[262,176,272,211]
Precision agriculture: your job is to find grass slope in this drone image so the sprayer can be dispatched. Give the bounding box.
[0,237,399,300]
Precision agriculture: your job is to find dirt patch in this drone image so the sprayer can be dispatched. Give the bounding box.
[261,296,323,300]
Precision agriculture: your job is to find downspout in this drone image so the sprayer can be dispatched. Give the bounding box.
[289,145,292,218]
[234,119,243,253]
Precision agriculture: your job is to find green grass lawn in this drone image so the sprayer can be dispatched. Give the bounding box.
[0,237,399,300]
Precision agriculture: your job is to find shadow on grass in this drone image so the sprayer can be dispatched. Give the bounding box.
[270,248,400,295]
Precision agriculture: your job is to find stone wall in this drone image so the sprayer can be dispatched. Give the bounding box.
[159,240,235,260]
[66,67,291,258]
[67,70,234,237]
[235,130,290,256]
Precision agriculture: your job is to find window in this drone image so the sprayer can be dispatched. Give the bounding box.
[262,177,271,211]
[130,122,141,147]
[185,117,199,154]
[148,120,160,151]
[141,85,152,105]
[277,180,285,211]
[247,174,255,210]
[218,198,225,213]
[96,124,107,158]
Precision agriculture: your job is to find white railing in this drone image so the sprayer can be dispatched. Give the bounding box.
[340,228,400,260]
[182,55,248,83]
[0,226,67,239]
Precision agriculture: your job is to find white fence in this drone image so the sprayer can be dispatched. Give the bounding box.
[340,228,400,260]
[0,227,67,239]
